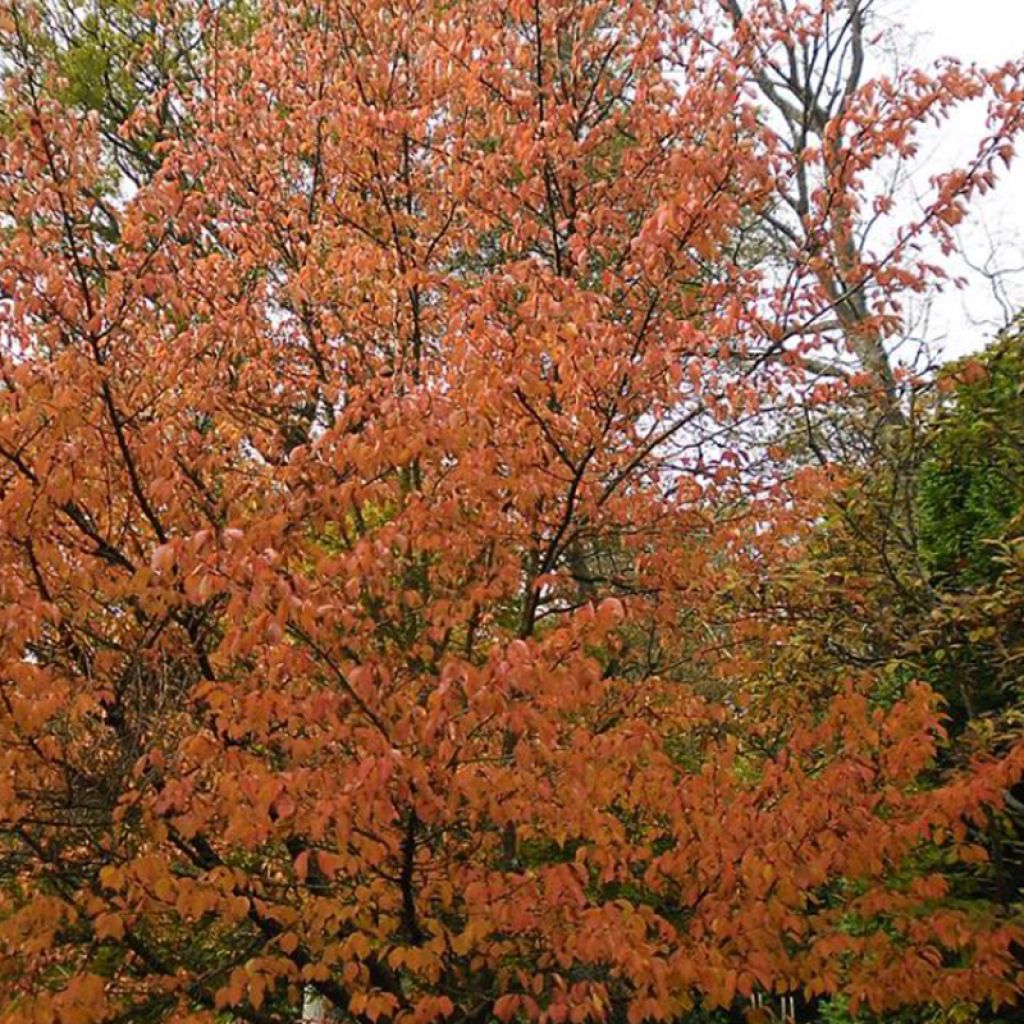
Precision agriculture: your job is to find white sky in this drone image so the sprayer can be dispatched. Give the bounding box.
[884,0,1024,358]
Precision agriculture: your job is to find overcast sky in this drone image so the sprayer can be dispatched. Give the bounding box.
[883,0,1024,358]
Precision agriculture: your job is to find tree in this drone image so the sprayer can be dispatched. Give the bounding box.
[918,333,1024,588]
[0,0,255,185]
[1,2,1023,1023]
[742,322,1024,1024]
[725,0,1024,448]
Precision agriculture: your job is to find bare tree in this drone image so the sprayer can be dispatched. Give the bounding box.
[724,1,906,408]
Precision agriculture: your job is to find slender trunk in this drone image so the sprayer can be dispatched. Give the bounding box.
[302,986,327,1023]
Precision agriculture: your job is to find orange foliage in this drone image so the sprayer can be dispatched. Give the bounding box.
[0,1,1023,1022]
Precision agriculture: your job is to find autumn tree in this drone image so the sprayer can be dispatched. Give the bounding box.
[726,0,1024,455]
[1,2,1024,1024]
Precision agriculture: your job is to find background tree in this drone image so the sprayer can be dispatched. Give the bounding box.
[743,322,1024,1024]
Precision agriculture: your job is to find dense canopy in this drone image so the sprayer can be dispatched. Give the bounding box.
[0,2,1023,1023]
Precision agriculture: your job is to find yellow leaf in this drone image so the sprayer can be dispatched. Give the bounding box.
[94,912,125,941]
